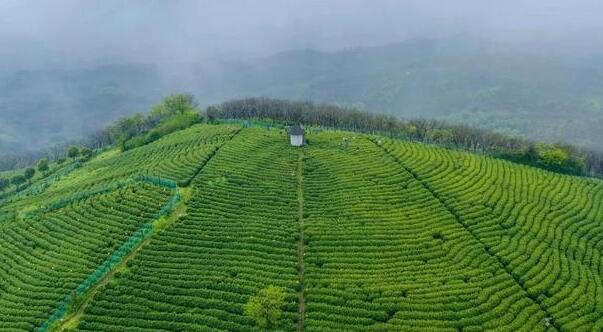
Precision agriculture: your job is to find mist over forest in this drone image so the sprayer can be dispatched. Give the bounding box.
[1,0,603,156]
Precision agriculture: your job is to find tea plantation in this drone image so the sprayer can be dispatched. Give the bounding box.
[0,124,601,331]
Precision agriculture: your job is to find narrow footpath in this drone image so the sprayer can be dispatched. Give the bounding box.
[296,150,306,332]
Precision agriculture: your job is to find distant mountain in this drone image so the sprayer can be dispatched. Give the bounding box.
[194,39,603,151]
[0,64,165,154]
[2,38,603,155]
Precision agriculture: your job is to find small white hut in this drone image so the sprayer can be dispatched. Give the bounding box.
[289,124,305,147]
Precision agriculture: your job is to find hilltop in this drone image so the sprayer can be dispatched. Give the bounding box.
[0,117,602,331]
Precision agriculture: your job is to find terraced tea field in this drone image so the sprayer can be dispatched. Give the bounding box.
[0,124,601,331]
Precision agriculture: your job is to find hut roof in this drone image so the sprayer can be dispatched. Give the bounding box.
[289,124,305,136]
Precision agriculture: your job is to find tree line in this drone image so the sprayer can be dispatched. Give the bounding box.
[1,95,602,179]
[208,97,603,177]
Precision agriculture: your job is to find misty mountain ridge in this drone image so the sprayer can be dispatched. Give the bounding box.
[0,64,166,154]
[1,38,603,157]
[196,39,603,149]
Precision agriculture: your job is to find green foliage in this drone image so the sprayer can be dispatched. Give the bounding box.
[24,167,35,179]
[150,93,198,119]
[205,105,221,123]
[537,144,569,167]
[382,136,603,331]
[151,111,201,137]
[1,124,602,331]
[0,177,9,191]
[107,113,150,144]
[426,128,454,145]
[124,111,201,150]
[244,286,287,328]
[70,129,297,332]
[0,184,174,330]
[67,146,80,158]
[217,98,600,177]
[39,178,179,331]
[105,94,202,152]
[80,147,93,160]
[37,158,50,172]
[10,174,26,185]
[53,124,238,191]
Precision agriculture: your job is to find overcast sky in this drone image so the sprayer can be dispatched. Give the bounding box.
[1,0,603,69]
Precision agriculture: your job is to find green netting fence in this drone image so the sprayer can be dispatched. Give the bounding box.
[37,176,180,332]
[0,160,82,205]
[25,175,178,220]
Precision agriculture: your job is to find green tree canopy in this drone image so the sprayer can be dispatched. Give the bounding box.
[150,93,198,120]
[0,177,9,191]
[80,147,93,160]
[537,145,569,167]
[24,167,35,179]
[244,286,286,328]
[68,146,80,158]
[11,174,26,186]
[37,158,49,172]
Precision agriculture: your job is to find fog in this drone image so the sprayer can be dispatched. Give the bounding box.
[3,0,603,69]
[1,0,603,157]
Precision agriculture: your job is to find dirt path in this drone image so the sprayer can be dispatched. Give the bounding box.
[296,150,306,332]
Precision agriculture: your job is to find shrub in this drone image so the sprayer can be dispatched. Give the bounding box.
[68,146,80,158]
[24,168,35,179]
[0,177,9,191]
[124,111,201,150]
[149,111,201,138]
[149,93,198,120]
[37,158,50,172]
[10,174,26,185]
[80,147,93,161]
[244,286,286,328]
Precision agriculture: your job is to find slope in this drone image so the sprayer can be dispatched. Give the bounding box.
[75,128,300,331]
[0,123,601,331]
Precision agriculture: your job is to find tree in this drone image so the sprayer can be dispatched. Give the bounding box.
[80,147,93,160]
[11,175,26,186]
[205,106,222,123]
[0,178,9,191]
[68,146,80,158]
[24,167,35,179]
[426,128,454,145]
[150,94,198,120]
[525,144,539,163]
[537,145,569,168]
[37,158,50,172]
[244,286,286,328]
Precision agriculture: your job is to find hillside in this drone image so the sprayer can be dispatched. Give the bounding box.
[1,123,602,331]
